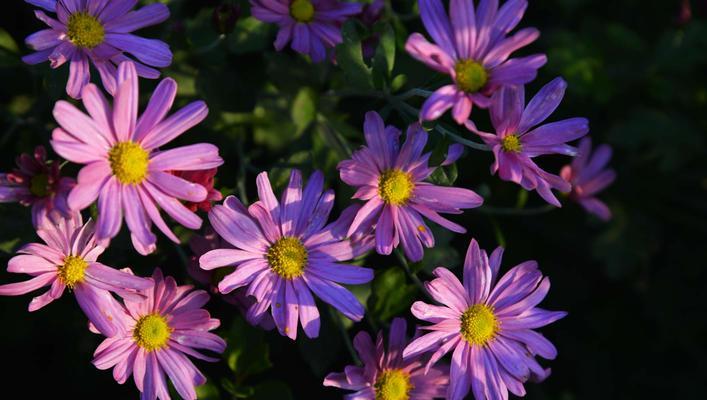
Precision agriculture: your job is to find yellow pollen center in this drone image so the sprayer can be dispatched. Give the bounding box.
[501,134,522,153]
[378,169,414,205]
[67,12,105,49]
[29,174,51,197]
[267,237,308,279]
[133,314,172,351]
[57,255,88,289]
[108,142,150,185]
[455,60,488,93]
[460,304,498,346]
[374,369,413,400]
[290,0,315,23]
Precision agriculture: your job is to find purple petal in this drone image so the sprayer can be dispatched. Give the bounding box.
[105,33,172,67]
[140,101,208,150]
[518,77,567,133]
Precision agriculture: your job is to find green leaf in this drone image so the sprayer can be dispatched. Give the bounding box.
[335,20,373,89]
[250,380,294,400]
[225,318,272,378]
[372,23,396,89]
[227,17,271,54]
[291,87,317,134]
[0,28,18,53]
[368,267,417,322]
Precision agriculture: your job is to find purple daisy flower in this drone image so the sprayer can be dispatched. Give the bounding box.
[200,169,375,340]
[324,317,449,399]
[405,0,546,124]
[0,212,153,337]
[50,61,223,255]
[560,138,616,221]
[250,0,363,62]
[23,0,172,99]
[465,78,590,206]
[92,269,226,400]
[338,111,484,262]
[403,238,566,400]
[0,145,75,227]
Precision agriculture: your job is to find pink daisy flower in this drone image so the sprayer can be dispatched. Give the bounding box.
[465,78,590,206]
[250,0,363,62]
[403,238,566,400]
[50,61,223,255]
[200,169,375,340]
[0,145,75,227]
[92,269,226,400]
[406,0,546,124]
[0,213,153,337]
[324,317,449,399]
[23,0,172,98]
[338,111,484,262]
[560,138,616,221]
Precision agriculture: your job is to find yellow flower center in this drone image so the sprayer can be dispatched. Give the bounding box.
[108,142,150,185]
[267,237,308,279]
[460,304,498,346]
[501,134,522,153]
[29,173,51,197]
[67,12,105,49]
[455,60,488,93]
[378,169,414,206]
[374,369,413,400]
[290,0,315,23]
[57,255,88,289]
[133,314,172,351]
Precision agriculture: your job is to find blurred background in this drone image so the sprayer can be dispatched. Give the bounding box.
[0,0,706,398]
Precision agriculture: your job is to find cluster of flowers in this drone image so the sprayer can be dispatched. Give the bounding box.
[0,0,616,399]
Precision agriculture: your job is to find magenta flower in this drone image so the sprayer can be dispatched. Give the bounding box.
[338,111,484,262]
[324,317,449,399]
[50,61,223,255]
[403,238,566,400]
[251,0,362,62]
[172,168,223,213]
[0,145,75,227]
[200,170,375,340]
[0,213,152,337]
[406,0,546,124]
[465,78,590,206]
[560,138,616,221]
[23,0,172,99]
[92,269,226,400]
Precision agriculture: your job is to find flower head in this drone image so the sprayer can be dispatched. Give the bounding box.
[0,145,75,227]
[22,0,172,98]
[0,212,153,337]
[324,317,449,399]
[403,238,566,400]
[338,111,484,262]
[466,78,590,206]
[251,0,363,62]
[50,61,223,255]
[91,269,226,400]
[200,169,375,339]
[561,138,616,221]
[172,169,223,213]
[406,0,546,123]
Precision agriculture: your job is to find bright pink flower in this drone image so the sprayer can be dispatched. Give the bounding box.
[561,138,616,221]
[50,61,223,255]
[172,168,223,213]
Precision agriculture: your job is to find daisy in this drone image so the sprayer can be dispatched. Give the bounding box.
[403,238,566,400]
[200,169,375,340]
[0,145,75,227]
[92,269,226,400]
[324,317,449,399]
[338,111,484,262]
[251,0,362,62]
[172,168,223,213]
[50,60,223,255]
[23,0,172,99]
[465,77,590,206]
[406,0,546,124]
[0,212,153,337]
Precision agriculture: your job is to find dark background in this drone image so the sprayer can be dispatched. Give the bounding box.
[1,0,706,398]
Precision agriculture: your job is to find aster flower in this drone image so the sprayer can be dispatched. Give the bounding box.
[0,145,75,227]
[92,269,226,400]
[324,317,449,399]
[172,168,223,213]
[251,0,363,62]
[560,138,616,221]
[465,78,590,206]
[338,111,484,262]
[50,61,223,255]
[0,212,152,337]
[405,0,546,124]
[403,238,566,400]
[200,169,375,340]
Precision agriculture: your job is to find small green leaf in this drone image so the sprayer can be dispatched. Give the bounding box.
[368,267,417,322]
[335,20,373,89]
[291,87,317,134]
[225,318,271,377]
[372,23,396,89]
[0,28,18,53]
